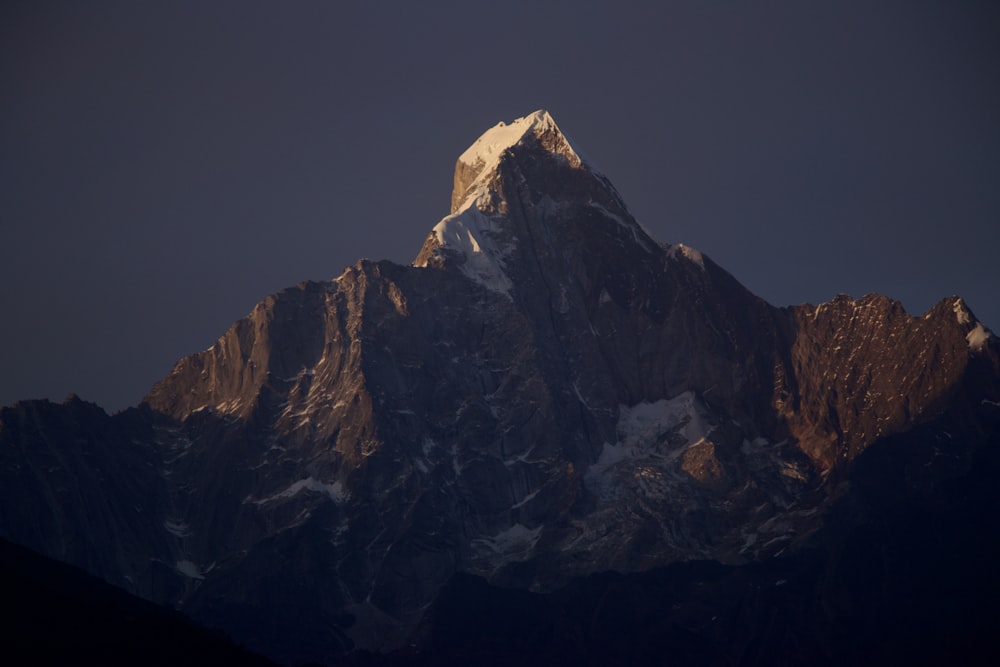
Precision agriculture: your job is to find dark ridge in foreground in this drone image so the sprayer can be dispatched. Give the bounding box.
[1,537,275,667]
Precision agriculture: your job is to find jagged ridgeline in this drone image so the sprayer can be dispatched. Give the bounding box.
[2,111,999,666]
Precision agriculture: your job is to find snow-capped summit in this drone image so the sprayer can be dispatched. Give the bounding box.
[453,110,584,202]
[415,110,647,298]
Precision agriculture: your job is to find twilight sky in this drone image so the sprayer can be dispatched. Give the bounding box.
[2,1,999,412]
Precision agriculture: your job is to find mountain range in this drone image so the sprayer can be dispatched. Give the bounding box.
[2,110,998,666]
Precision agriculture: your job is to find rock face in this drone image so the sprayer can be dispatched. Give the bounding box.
[2,111,999,665]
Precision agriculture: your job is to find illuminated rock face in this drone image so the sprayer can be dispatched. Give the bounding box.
[1,111,999,666]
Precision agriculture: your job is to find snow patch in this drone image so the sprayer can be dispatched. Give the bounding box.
[164,520,190,538]
[967,323,990,351]
[586,391,716,498]
[473,523,543,555]
[425,203,515,296]
[667,243,706,270]
[572,381,590,408]
[557,285,570,314]
[780,462,808,482]
[254,477,346,505]
[216,398,244,415]
[741,436,773,454]
[953,299,971,325]
[176,560,204,580]
[511,489,540,509]
[413,436,438,474]
[451,442,462,477]
[617,392,713,448]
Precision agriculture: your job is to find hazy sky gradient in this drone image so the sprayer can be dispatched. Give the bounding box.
[2,1,999,411]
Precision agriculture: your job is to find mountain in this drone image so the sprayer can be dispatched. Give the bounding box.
[2,110,999,665]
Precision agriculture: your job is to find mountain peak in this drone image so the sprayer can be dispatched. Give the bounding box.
[414,110,642,297]
[450,110,585,213]
[4,110,1000,667]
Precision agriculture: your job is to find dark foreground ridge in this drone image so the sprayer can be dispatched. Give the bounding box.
[2,111,999,665]
[1,537,275,666]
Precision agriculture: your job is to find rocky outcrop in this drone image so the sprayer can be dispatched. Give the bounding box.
[778,294,999,469]
[1,110,998,665]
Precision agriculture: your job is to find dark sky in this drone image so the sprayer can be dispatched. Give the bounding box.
[2,1,999,412]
